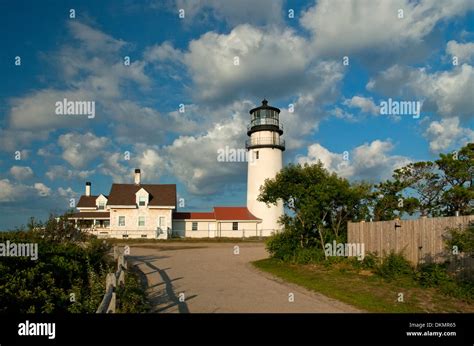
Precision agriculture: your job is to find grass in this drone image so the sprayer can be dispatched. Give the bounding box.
[253,258,474,313]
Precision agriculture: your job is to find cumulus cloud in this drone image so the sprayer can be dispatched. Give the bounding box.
[343,96,379,115]
[0,179,51,202]
[10,166,34,181]
[57,187,79,198]
[46,165,95,181]
[297,140,411,182]
[446,40,474,63]
[367,63,474,120]
[2,21,152,150]
[424,117,474,152]
[180,24,311,103]
[58,132,111,168]
[301,0,474,57]
[163,110,248,194]
[34,183,51,197]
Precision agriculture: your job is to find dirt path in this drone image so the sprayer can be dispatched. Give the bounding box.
[128,242,362,313]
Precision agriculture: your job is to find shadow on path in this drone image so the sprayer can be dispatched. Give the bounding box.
[131,255,196,313]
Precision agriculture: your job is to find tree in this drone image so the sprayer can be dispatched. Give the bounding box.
[258,162,371,255]
[371,179,418,221]
[436,143,474,215]
[393,161,445,217]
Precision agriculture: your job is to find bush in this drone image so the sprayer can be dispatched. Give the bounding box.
[445,222,474,254]
[350,252,379,270]
[266,230,300,261]
[0,215,113,313]
[116,269,150,313]
[375,252,414,280]
[416,263,451,287]
[294,247,325,264]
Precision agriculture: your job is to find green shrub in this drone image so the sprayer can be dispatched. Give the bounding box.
[439,279,474,301]
[266,230,300,261]
[445,222,474,254]
[415,263,451,287]
[294,247,325,264]
[350,252,379,270]
[0,215,113,313]
[116,269,150,313]
[375,252,414,280]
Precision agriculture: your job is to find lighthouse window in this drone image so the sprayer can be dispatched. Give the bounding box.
[232,222,238,231]
[255,151,259,160]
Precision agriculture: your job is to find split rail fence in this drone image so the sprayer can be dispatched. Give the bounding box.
[96,246,127,313]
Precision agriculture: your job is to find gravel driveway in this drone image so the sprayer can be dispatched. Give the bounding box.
[128,242,361,313]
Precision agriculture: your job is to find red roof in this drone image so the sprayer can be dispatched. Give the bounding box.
[213,207,260,221]
[173,212,215,220]
[173,207,260,221]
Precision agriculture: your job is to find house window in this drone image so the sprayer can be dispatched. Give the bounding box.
[122,234,128,238]
[192,222,198,231]
[98,201,105,210]
[141,234,147,238]
[138,216,145,226]
[232,222,238,231]
[118,216,125,226]
[139,196,146,206]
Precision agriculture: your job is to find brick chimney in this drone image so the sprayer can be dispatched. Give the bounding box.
[134,169,141,185]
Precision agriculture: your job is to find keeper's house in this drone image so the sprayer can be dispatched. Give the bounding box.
[70,169,261,239]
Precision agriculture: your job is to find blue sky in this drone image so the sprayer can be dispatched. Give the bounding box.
[1,0,474,229]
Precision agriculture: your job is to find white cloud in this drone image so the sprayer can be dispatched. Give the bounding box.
[0,179,51,202]
[145,41,184,63]
[58,132,111,168]
[163,110,248,194]
[34,183,51,197]
[98,152,131,183]
[10,166,34,181]
[46,165,95,181]
[297,140,410,182]
[0,179,19,202]
[301,0,474,57]
[367,63,474,120]
[167,24,312,103]
[57,187,79,198]
[424,117,474,152]
[446,40,474,63]
[343,96,379,115]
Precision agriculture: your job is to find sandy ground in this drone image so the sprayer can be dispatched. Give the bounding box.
[128,242,362,313]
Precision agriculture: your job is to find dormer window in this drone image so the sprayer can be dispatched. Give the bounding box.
[139,196,146,206]
[98,201,105,210]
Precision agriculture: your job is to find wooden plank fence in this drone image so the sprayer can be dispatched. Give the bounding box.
[348,215,474,265]
[96,246,127,313]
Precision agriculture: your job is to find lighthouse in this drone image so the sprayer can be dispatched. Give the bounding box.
[246,99,285,235]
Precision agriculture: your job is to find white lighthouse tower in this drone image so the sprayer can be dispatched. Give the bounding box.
[246,99,285,236]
